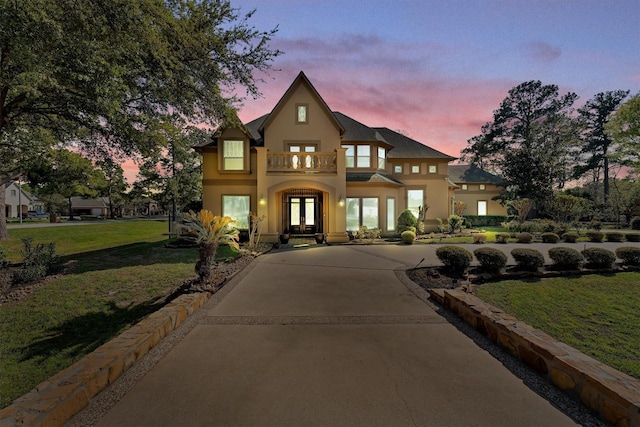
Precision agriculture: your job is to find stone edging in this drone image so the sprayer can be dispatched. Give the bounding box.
[0,292,211,427]
[429,289,640,427]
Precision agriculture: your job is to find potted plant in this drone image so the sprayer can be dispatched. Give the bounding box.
[279,229,290,244]
[314,233,324,244]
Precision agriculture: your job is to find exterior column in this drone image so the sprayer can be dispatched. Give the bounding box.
[326,147,349,243]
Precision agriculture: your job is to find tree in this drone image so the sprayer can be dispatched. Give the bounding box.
[96,159,128,219]
[573,90,629,206]
[0,0,280,239]
[509,198,535,224]
[27,149,107,220]
[607,93,640,173]
[462,81,578,203]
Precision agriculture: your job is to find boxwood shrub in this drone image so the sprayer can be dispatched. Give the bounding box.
[515,232,533,243]
[586,231,604,242]
[605,232,624,242]
[548,247,583,270]
[401,230,416,245]
[511,248,545,271]
[541,232,560,243]
[495,233,510,244]
[626,233,640,242]
[562,232,579,243]
[473,247,507,273]
[631,217,640,230]
[615,247,640,266]
[472,233,487,244]
[582,247,616,269]
[435,245,473,276]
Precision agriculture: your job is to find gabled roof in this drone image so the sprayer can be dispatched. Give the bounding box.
[374,128,457,160]
[448,164,503,184]
[333,112,388,144]
[259,71,345,135]
[346,172,403,185]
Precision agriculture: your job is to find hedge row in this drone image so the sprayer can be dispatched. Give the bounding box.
[433,245,640,275]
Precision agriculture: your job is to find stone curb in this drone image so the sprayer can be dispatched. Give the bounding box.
[429,288,640,427]
[0,292,211,427]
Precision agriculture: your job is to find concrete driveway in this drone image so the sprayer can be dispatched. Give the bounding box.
[92,244,583,426]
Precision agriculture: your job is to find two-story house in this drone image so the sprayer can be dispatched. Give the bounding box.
[196,71,502,243]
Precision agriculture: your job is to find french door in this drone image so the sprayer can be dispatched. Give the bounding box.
[289,196,317,235]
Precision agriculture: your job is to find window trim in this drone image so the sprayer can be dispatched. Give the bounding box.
[411,165,420,174]
[296,103,309,124]
[219,139,249,172]
[461,184,468,190]
[377,147,386,169]
[477,200,488,216]
[479,184,486,190]
[356,145,371,168]
[222,195,251,229]
[346,196,380,230]
[387,197,396,232]
[428,165,437,174]
[394,164,402,174]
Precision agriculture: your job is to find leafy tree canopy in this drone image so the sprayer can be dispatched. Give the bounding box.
[607,93,640,173]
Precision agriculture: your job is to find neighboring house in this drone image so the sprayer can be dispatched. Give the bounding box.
[196,71,496,243]
[63,197,109,217]
[448,164,506,216]
[4,181,43,218]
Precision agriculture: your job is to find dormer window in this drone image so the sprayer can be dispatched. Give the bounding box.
[357,145,370,167]
[378,147,386,169]
[222,140,245,171]
[296,104,308,124]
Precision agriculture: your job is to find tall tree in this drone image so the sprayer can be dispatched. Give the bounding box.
[0,0,280,239]
[573,90,630,206]
[607,93,640,174]
[96,159,128,219]
[462,81,578,202]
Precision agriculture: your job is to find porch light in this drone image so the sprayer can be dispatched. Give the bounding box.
[338,195,345,207]
[259,194,266,205]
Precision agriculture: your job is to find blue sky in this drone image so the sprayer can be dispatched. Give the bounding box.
[231,0,640,159]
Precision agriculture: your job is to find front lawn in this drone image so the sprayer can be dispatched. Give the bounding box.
[476,273,640,379]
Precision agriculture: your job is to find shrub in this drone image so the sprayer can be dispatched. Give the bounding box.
[0,269,12,296]
[397,210,418,234]
[586,231,604,242]
[630,217,640,230]
[589,220,602,230]
[626,233,640,242]
[615,247,640,266]
[541,232,560,243]
[582,247,616,269]
[435,245,473,276]
[511,248,545,271]
[472,233,487,244]
[495,233,510,244]
[448,215,463,233]
[548,247,583,270]
[12,238,61,285]
[501,220,520,235]
[0,246,9,268]
[515,232,533,243]
[354,226,381,240]
[605,232,624,242]
[401,230,416,245]
[563,232,579,243]
[474,247,507,273]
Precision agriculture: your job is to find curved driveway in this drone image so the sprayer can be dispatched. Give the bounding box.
[90,243,598,426]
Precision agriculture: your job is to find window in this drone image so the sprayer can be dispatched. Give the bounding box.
[411,165,420,174]
[378,147,386,169]
[478,201,487,216]
[343,145,354,168]
[222,195,250,228]
[346,197,379,230]
[428,165,437,173]
[387,198,396,231]
[10,190,16,197]
[479,184,486,190]
[357,145,371,168]
[461,184,468,190]
[223,140,244,171]
[407,189,424,219]
[394,165,402,174]
[296,104,308,123]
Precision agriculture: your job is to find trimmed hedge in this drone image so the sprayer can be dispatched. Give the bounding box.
[495,233,510,243]
[511,248,545,271]
[626,234,640,242]
[605,232,624,242]
[436,245,473,275]
[462,215,507,227]
[586,231,604,242]
[582,247,616,269]
[615,247,640,266]
[548,247,583,270]
[472,233,487,244]
[515,232,533,243]
[631,217,640,230]
[562,232,579,243]
[541,232,560,243]
[401,230,416,245]
[474,247,507,273]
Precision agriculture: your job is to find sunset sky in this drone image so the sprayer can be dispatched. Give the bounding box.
[229,0,640,161]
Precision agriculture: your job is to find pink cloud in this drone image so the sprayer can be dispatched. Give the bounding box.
[526,41,562,62]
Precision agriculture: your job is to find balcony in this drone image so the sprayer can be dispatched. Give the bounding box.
[267,152,337,173]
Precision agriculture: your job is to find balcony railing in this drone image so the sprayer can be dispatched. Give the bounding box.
[267,152,337,173]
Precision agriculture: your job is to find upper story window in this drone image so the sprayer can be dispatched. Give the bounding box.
[296,104,308,124]
[378,147,386,169]
[411,165,420,174]
[461,184,468,190]
[10,189,16,197]
[357,145,370,168]
[222,140,244,171]
[394,165,402,174]
[343,145,355,167]
[428,165,437,173]
[289,144,316,153]
[479,184,486,190]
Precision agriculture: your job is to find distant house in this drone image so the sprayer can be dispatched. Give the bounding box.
[64,197,109,217]
[4,182,43,219]
[448,164,506,216]
[196,72,503,242]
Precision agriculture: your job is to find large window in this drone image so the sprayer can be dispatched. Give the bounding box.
[407,189,424,219]
[222,195,250,229]
[477,200,487,216]
[357,145,370,168]
[378,147,386,169]
[346,197,379,230]
[223,140,244,171]
[343,145,355,168]
[387,198,396,231]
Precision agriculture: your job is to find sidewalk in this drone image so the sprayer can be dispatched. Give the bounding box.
[90,244,584,426]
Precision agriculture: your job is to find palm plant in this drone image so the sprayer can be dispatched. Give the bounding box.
[181,210,239,281]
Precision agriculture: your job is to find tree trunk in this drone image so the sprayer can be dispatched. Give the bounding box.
[195,243,217,281]
[0,186,8,240]
[68,197,74,220]
[603,155,610,206]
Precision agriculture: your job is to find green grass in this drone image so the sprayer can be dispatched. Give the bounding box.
[476,273,640,379]
[0,220,198,408]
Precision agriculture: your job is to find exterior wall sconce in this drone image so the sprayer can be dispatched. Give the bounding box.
[338,195,345,207]
[259,194,266,206]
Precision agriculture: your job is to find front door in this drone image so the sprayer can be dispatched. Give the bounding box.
[289,196,317,235]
